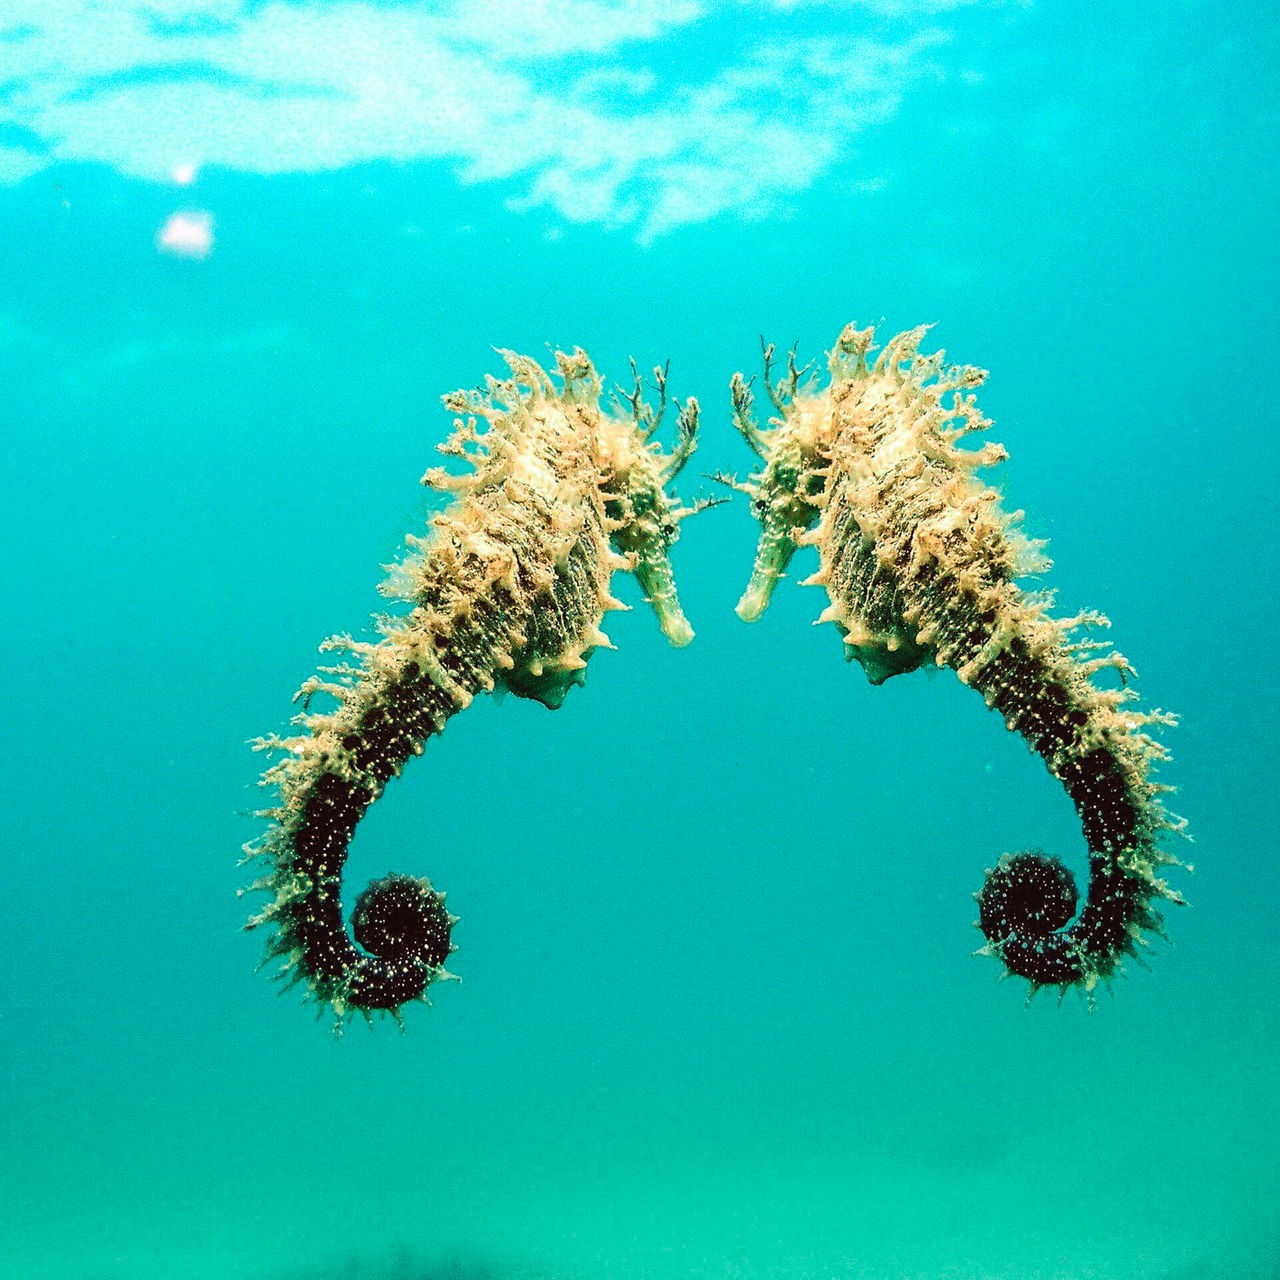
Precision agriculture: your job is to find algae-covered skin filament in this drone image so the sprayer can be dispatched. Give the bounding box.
[245,348,699,1029]
[731,323,1186,1000]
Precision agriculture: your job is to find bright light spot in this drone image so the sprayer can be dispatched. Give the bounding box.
[171,162,198,186]
[157,211,214,259]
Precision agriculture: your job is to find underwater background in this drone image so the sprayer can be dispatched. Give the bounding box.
[2,2,1278,1278]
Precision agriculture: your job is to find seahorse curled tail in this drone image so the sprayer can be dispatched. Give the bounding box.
[730,323,1186,999]
[244,349,699,1026]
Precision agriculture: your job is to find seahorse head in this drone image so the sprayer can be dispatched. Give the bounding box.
[730,367,834,622]
[583,353,700,648]
[455,348,699,648]
[732,324,994,622]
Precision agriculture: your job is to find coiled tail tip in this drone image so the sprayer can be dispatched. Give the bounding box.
[975,850,1087,990]
[344,873,457,1012]
[352,873,454,966]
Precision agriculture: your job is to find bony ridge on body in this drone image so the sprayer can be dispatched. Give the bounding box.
[244,348,699,1029]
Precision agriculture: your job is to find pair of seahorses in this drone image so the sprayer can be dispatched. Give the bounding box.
[244,325,1186,1028]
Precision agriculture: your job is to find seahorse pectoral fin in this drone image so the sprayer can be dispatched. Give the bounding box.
[841,623,932,684]
[504,658,588,710]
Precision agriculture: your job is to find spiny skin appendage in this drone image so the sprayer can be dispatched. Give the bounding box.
[245,349,699,1027]
[732,323,1185,1000]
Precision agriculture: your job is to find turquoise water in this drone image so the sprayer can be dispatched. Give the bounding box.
[2,3,1278,1278]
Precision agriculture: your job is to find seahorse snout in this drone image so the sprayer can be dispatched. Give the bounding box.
[633,552,695,646]
[736,512,800,622]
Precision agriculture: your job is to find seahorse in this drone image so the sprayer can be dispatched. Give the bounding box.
[244,348,699,1026]
[729,322,1185,999]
